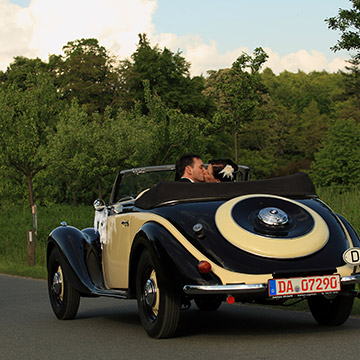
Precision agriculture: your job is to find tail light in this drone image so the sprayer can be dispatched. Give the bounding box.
[198,261,212,274]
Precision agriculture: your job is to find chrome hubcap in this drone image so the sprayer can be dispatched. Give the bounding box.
[258,207,288,226]
[52,266,64,300]
[143,270,159,316]
[144,278,157,307]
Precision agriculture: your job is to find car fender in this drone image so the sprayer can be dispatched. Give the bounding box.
[337,214,360,248]
[47,225,100,295]
[128,221,221,299]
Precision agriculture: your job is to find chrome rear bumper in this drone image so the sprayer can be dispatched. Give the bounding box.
[183,274,360,295]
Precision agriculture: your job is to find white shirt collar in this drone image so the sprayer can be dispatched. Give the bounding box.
[180,177,194,183]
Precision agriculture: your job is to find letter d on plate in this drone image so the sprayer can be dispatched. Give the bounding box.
[343,248,360,266]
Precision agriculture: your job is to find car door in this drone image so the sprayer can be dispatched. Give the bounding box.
[102,202,134,289]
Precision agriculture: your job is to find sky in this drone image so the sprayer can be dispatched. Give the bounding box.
[0,0,353,76]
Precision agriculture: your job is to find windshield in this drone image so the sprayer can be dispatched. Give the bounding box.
[109,164,250,204]
[119,170,175,199]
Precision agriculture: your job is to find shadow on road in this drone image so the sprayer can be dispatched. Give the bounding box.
[176,302,360,338]
[72,296,360,339]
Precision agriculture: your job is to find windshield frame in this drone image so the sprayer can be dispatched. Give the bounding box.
[109,164,250,205]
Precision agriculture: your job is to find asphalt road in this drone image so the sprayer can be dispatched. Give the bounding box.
[2,274,360,360]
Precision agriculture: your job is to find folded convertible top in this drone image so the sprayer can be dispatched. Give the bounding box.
[135,172,316,210]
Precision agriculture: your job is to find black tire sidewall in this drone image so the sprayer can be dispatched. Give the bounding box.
[136,250,180,338]
[307,285,354,326]
[48,248,80,320]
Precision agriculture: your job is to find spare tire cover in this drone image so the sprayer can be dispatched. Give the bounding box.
[215,194,329,259]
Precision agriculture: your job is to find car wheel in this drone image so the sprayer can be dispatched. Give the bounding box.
[307,285,354,326]
[136,250,180,338]
[194,295,224,311]
[48,248,80,320]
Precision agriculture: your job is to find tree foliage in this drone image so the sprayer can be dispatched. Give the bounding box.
[205,48,268,162]
[326,0,360,56]
[45,100,96,205]
[341,56,360,113]
[118,34,213,117]
[0,57,60,207]
[1,34,360,207]
[311,118,360,186]
[50,38,121,114]
[325,0,360,117]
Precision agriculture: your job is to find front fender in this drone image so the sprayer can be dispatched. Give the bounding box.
[47,225,99,295]
[128,222,221,299]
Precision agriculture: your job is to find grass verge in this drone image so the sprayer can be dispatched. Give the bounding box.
[0,204,93,279]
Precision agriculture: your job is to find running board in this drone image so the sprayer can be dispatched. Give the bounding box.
[93,288,128,299]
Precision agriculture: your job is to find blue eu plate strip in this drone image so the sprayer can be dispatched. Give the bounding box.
[268,279,277,296]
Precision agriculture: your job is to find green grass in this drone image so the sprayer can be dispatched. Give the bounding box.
[316,185,360,234]
[0,204,93,279]
[1,186,360,314]
[0,260,47,279]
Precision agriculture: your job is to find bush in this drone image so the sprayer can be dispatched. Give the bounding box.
[311,119,360,187]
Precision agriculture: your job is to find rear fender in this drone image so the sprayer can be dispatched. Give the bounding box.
[337,214,360,248]
[128,222,221,299]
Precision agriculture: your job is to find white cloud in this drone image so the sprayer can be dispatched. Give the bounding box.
[0,0,348,76]
[154,33,249,76]
[0,0,35,68]
[264,48,347,75]
[28,0,157,59]
[0,0,157,70]
[328,57,348,73]
[154,34,347,76]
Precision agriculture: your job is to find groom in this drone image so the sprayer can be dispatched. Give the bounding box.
[175,154,206,183]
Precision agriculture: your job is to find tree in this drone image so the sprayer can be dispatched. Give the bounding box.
[141,80,209,165]
[0,56,51,90]
[112,80,210,169]
[326,0,360,57]
[45,100,131,204]
[261,69,341,116]
[326,1,360,118]
[0,57,60,207]
[237,97,304,179]
[45,100,94,205]
[118,34,213,117]
[205,48,268,162]
[341,56,360,112]
[50,38,121,114]
[310,118,360,187]
[295,100,329,161]
[44,78,211,205]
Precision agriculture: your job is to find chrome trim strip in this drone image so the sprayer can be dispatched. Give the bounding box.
[184,274,360,295]
[183,283,267,295]
[120,165,176,176]
[341,274,360,285]
[120,164,250,177]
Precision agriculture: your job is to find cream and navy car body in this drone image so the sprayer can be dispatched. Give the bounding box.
[47,165,360,338]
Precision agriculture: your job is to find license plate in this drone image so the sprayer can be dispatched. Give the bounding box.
[268,274,341,297]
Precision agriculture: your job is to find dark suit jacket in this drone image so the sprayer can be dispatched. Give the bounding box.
[177,177,193,183]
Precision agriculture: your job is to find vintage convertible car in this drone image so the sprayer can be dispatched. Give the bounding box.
[47,165,360,338]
